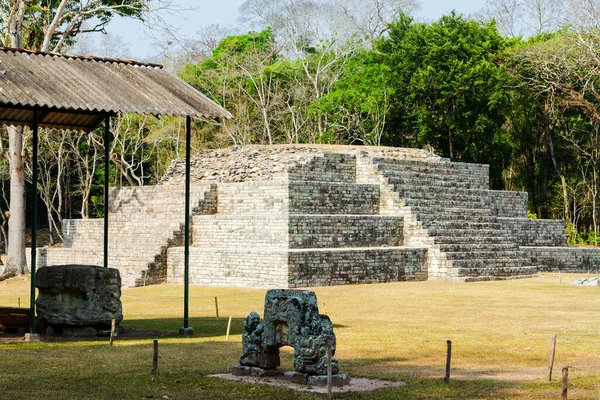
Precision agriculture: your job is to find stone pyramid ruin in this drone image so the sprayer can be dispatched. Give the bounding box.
[40,145,600,287]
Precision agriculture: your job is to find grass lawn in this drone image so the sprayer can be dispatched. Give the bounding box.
[1,273,599,399]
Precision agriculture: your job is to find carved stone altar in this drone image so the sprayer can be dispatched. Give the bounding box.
[234,289,349,385]
[35,265,123,335]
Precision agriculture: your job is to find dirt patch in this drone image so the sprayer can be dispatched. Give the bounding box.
[208,373,405,394]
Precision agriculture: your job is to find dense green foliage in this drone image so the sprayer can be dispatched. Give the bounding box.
[377,14,514,186]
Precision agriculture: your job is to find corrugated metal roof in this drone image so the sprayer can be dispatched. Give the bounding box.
[0,48,231,131]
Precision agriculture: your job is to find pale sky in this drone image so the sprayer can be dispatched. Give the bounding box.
[103,0,487,60]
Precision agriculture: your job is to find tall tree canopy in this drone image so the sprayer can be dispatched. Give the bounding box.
[378,13,513,185]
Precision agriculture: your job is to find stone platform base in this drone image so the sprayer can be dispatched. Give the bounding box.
[232,365,350,387]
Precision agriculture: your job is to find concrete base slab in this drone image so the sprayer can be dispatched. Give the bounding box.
[179,327,194,336]
[209,372,404,394]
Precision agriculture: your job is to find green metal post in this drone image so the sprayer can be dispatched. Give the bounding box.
[29,107,39,334]
[104,116,110,268]
[184,115,191,329]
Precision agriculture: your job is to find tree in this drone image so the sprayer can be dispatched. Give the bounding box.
[379,13,513,185]
[313,50,392,145]
[181,29,287,145]
[0,0,176,278]
[504,31,600,240]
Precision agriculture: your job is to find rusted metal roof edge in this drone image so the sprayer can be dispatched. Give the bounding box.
[0,47,164,69]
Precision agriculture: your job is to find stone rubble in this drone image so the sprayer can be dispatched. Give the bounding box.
[571,277,599,286]
[160,144,442,184]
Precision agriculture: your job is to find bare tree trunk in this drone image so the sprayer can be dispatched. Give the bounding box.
[546,117,570,221]
[5,126,27,277]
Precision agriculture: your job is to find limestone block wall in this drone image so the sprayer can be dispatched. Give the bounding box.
[37,247,103,268]
[288,215,403,249]
[62,219,104,248]
[192,214,403,249]
[487,191,528,218]
[500,218,566,247]
[289,181,380,215]
[193,215,289,248]
[216,181,289,215]
[526,247,600,272]
[287,153,356,183]
[44,183,212,287]
[287,248,428,287]
[167,248,289,287]
[168,247,428,288]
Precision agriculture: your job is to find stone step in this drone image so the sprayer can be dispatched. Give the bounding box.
[418,213,497,225]
[446,250,527,260]
[428,228,510,238]
[451,265,539,279]
[395,185,488,201]
[404,197,487,210]
[433,235,514,245]
[449,258,529,269]
[374,157,486,173]
[376,161,487,180]
[408,205,492,217]
[386,175,483,190]
[426,221,504,230]
[459,273,539,282]
[439,242,520,253]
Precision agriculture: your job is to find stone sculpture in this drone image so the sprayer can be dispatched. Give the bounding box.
[36,265,123,334]
[236,289,339,377]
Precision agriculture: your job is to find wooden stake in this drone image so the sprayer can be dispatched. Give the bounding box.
[215,296,219,319]
[548,334,557,381]
[561,367,569,400]
[109,319,116,346]
[444,340,452,383]
[151,340,159,374]
[226,316,232,341]
[17,297,20,308]
[327,345,333,399]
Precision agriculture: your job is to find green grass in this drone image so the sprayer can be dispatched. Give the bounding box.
[1,273,599,399]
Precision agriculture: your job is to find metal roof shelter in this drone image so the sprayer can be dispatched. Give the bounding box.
[0,47,231,335]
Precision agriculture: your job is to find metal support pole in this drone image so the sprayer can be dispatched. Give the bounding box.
[104,116,110,268]
[29,107,39,334]
[184,115,191,329]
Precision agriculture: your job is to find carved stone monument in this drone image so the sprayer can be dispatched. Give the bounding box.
[36,265,123,336]
[234,289,349,386]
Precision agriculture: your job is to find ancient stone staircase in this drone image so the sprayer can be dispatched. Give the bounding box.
[372,157,538,281]
[42,145,597,287]
[172,152,428,288]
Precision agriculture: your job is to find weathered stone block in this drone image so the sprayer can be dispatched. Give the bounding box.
[36,265,123,329]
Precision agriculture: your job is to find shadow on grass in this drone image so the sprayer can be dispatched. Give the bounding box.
[121,316,246,338]
[120,317,346,338]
